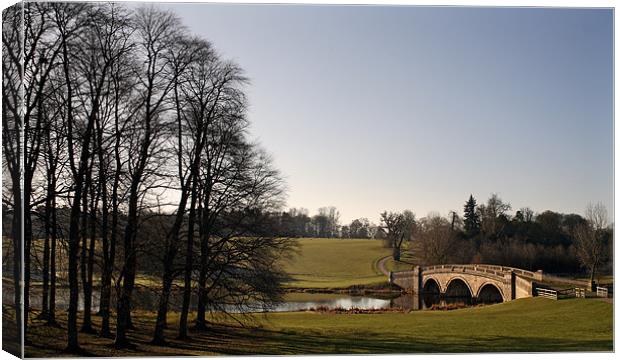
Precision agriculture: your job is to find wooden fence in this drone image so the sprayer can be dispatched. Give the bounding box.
[597,286,613,298]
[535,288,559,300]
[575,287,586,298]
[537,286,615,300]
[535,287,576,300]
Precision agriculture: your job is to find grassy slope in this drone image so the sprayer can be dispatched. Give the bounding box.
[21,298,612,356]
[283,238,391,288]
[382,250,418,273]
[258,298,613,353]
[23,237,393,290]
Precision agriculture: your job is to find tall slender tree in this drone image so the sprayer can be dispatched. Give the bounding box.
[2,5,25,343]
[115,6,180,348]
[463,194,480,236]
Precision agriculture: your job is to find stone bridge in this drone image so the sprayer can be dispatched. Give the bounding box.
[389,264,545,309]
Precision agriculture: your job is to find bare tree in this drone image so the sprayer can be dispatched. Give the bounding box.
[40,98,67,326]
[519,207,534,223]
[115,6,180,348]
[97,4,137,338]
[585,202,608,231]
[380,210,415,261]
[479,193,511,238]
[416,213,457,264]
[2,4,25,341]
[50,1,128,350]
[3,2,68,336]
[175,41,241,340]
[5,3,294,354]
[192,144,291,327]
[193,105,253,330]
[575,202,609,286]
[148,31,204,344]
[573,223,603,286]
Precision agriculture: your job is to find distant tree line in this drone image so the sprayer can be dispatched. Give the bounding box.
[268,206,382,239]
[380,194,613,278]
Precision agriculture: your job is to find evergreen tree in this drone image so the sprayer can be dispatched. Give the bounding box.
[463,195,480,235]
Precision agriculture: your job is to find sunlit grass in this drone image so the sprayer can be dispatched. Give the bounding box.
[282,238,391,288]
[20,297,612,356]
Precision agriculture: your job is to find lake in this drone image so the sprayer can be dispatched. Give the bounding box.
[8,286,474,313]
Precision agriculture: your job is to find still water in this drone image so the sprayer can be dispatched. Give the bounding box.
[271,295,392,312]
[8,286,473,313]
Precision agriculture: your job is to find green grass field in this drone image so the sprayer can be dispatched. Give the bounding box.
[282,238,391,288]
[12,237,615,356]
[253,298,613,353]
[382,250,418,273]
[21,297,613,356]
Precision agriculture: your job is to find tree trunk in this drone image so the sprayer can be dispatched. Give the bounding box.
[151,270,174,344]
[115,69,157,346]
[98,233,113,338]
[99,183,117,337]
[178,190,198,339]
[100,94,121,338]
[114,180,140,348]
[79,176,93,333]
[81,183,97,333]
[589,263,597,291]
[392,245,401,262]
[151,183,191,343]
[97,184,112,337]
[23,182,33,338]
[40,185,51,319]
[10,179,22,346]
[48,191,58,326]
[67,183,85,352]
[66,86,98,354]
[62,23,98,350]
[195,205,210,331]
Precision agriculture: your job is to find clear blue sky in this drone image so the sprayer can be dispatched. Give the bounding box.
[160,3,613,224]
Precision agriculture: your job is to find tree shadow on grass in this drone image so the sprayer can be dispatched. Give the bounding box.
[3,309,21,358]
[161,323,612,355]
[23,312,613,357]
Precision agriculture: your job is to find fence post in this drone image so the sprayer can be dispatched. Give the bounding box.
[589,280,596,292]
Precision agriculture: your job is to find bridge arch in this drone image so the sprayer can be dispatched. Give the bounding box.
[422,277,441,308]
[445,277,473,305]
[476,282,505,303]
[423,277,441,293]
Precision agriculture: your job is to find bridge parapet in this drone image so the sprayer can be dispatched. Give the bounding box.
[422,268,508,284]
[420,264,540,280]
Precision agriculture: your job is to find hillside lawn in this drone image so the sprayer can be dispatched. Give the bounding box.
[15,237,409,289]
[283,238,392,288]
[19,297,612,356]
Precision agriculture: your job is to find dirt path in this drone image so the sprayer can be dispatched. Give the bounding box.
[376,255,391,276]
[376,252,417,276]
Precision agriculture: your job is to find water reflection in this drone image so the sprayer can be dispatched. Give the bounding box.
[423,292,441,309]
[270,296,391,312]
[391,293,478,310]
[11,288,496,313]
[8,288,396,313]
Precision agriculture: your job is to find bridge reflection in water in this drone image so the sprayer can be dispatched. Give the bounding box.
[390,280,503,310]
